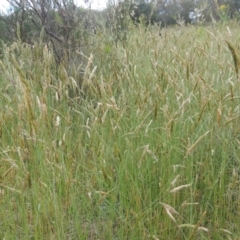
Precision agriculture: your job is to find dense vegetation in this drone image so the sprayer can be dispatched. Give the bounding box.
[0,0,240,239]
[1,21,240,239]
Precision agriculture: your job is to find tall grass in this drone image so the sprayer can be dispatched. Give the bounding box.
[0,23,240,239]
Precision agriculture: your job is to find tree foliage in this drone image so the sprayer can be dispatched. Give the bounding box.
[110,0,240,28]
[0,0,101,65]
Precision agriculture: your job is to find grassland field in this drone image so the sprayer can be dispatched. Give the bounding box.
[0,22,240,239]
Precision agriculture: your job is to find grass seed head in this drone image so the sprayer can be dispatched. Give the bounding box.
[226,41,240,77]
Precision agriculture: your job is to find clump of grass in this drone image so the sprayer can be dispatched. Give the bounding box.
[0,23,240,239]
